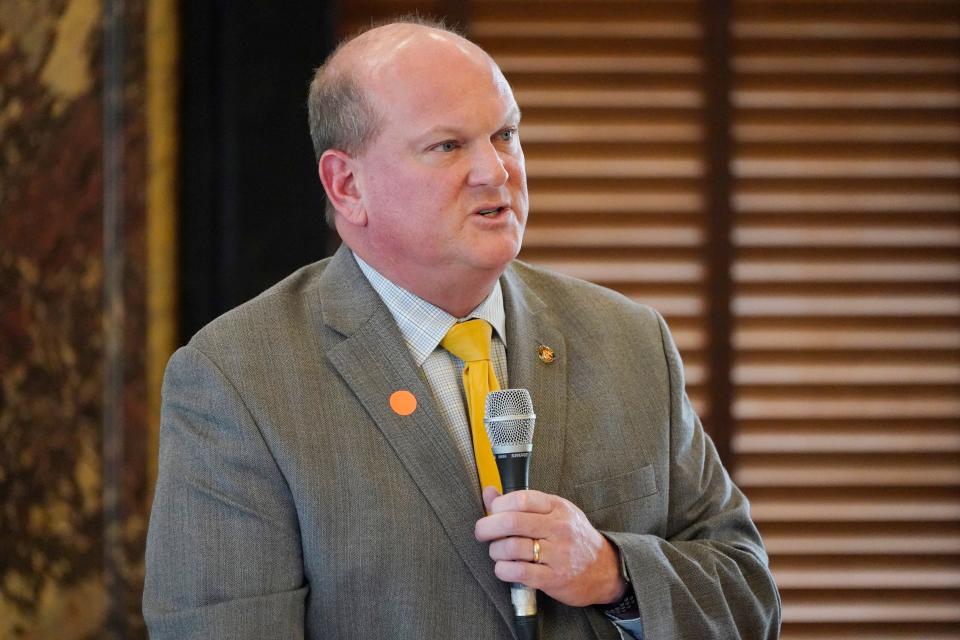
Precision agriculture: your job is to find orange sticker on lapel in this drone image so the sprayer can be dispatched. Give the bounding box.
[389,390,417,416]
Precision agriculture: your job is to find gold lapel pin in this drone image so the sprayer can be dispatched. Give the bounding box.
[537,344,555,364]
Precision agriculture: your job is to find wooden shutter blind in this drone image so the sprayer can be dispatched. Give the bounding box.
[730,1,960,638]
[470,0,712,418]
[340,1,960,637]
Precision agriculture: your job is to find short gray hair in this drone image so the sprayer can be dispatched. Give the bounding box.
[307,15,462,226]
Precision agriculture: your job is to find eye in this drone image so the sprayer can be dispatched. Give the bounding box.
[433,140,459,152]
[497,128,518,142]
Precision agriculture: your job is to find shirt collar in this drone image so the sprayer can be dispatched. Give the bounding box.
[353,252,507,367]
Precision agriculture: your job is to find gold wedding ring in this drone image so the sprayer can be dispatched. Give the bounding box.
[531,539,542,564]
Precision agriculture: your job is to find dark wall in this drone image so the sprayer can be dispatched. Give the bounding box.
[179,1,339,342]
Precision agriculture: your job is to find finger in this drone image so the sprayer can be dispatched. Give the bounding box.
[494,560,551,591]
[481,485,501,514]
[489,489,554,515]
[488,536,538,562]
[475,510,547,542]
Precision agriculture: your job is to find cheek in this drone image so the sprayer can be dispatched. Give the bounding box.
[509,163,529,208]
[362,160,467,234]
[366,174,423,224]
[507,154,527,184]
[380,166,449,204]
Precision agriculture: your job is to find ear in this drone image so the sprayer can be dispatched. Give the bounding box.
[318,149,367,226]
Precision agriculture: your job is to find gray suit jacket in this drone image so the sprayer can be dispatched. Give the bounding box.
[143,246,780,639]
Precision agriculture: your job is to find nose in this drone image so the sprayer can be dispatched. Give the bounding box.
[467,141,509,187]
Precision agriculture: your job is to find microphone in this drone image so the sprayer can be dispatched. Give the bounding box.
[484,389,538,640]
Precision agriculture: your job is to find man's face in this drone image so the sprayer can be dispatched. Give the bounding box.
[351,40,528,297]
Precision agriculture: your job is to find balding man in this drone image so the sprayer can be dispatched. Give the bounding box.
[144,17,780,640]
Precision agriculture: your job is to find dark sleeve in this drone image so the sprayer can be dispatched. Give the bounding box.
[142,346,307,639]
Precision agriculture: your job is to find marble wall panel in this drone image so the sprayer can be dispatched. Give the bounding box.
[1,0,150,637]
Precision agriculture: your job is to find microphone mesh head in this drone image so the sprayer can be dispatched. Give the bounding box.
[484,388,535,447]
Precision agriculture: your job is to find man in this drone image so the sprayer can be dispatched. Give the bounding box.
[143,17,780,639]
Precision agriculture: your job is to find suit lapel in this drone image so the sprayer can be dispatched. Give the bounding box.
[316,247,517,635]
[501,266,567,499]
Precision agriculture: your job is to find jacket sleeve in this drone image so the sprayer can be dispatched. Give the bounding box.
[142,345,307,639]
[601,313,781,639]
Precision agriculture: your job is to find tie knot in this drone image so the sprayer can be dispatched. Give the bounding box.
[441,319,493,363]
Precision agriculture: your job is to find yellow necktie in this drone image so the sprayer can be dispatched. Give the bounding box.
[441,319,503,495]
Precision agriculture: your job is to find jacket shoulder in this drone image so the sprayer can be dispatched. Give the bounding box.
[508,260,663,328]
[187,257,333,356]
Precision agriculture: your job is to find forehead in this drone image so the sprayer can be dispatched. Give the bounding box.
[354,28,518,131]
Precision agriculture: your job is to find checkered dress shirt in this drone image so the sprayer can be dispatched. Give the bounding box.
[354,253,508,489]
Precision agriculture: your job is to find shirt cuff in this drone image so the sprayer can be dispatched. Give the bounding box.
[608,615,644,640]
[599,532,643,639]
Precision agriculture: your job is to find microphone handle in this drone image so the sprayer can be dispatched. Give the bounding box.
[494,449,531,495]
[515,614,537,640]
[493,450,539,640]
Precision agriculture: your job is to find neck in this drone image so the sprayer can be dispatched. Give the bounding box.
[353,250,503,318]
[393,268,501,318]
[417,279,498,318]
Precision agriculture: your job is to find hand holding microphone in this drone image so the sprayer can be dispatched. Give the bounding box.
[474,389,629,629]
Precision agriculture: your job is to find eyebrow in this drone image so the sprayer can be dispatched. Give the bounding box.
[416,106,524,143]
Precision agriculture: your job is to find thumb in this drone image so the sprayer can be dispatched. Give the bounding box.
[482,485,501,514]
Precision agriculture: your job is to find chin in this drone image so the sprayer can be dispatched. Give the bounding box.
[463,229,523,267]
[471,246,522,274]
